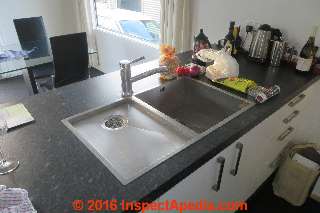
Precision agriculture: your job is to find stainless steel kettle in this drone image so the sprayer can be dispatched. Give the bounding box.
[249,29,272,63]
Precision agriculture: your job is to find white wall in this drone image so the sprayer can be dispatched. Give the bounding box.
[192,0,320,52]
[95,28,159,73]
[0,0,79,45]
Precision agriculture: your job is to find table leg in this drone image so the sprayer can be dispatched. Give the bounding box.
[22,68,38,95]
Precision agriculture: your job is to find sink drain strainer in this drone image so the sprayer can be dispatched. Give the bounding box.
[102,115,128,130]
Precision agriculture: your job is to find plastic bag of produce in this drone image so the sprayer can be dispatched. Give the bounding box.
[205,50,239,81]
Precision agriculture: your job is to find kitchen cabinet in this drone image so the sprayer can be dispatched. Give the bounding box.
[145,80,320,213]
[286,80,320,201]
[220,102,297,204]
[155,80,320,212]
[228,79,320,201]
[156,104,296,212]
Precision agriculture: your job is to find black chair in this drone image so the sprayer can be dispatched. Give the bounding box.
[14,17,54,94]
[14,17,49,59]
[49,32,89,88]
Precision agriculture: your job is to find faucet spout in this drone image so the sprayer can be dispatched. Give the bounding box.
[120,57,168,97]
[130,66,168,83]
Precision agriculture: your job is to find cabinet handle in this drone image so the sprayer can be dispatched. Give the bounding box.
[288,94,306,107]
[278,127,294,141]
[230,143,244,176]
[212,157,225,192]
[283,110,300,124]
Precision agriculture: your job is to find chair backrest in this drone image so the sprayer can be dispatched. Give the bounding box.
[13,16,50,58]
[50,32,89,88]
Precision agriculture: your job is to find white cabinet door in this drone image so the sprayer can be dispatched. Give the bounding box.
[220,138,269,203]
[221,102,297,203]
[158,146,233,213]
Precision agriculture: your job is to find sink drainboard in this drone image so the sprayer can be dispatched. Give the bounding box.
[62,78,255,185]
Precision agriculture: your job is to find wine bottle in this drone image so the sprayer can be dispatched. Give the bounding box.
[296,26,318,72]
[232,26,242,55]
[225,21,235,54]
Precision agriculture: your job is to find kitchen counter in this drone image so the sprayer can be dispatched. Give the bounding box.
[0,51,318,212]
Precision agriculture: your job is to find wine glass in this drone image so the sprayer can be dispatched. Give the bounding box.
[0,112,19,175]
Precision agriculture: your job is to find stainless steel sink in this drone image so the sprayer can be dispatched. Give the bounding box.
[63,77,254,185]
[62,97,196,185]
[136,77,254,134]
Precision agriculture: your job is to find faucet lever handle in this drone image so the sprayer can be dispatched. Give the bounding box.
[130,56,145,65]
[120,56,145,68]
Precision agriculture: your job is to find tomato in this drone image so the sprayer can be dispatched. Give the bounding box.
[176,66,185,76]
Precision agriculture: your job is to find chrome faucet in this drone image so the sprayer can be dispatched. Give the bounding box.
[120,56,168,97]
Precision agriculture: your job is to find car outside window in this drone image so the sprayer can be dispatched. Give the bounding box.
[119,20,159,44]
[94,0,160,44]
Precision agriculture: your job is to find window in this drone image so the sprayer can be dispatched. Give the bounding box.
[94,0,161,44]
[117,0,141,12]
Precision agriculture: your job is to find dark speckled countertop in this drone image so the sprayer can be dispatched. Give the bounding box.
[0,51,319,212]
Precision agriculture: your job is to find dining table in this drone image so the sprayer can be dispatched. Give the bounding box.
[0,40,98,94]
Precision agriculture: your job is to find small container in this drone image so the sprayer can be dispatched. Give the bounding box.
[249,29,272,63]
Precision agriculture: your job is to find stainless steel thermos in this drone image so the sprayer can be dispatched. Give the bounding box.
[269,41,286,67]
[248,24,285,66]
[249,29,272,63]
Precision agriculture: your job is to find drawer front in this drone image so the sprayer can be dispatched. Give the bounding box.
[287,80,320,111]
[243,103,291,142]
[287,93,308,110]
[282,110,301,125]
[285,80,320,143]
[267,126,296,166]
[243,126,296,192]
[289,105,320,144]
